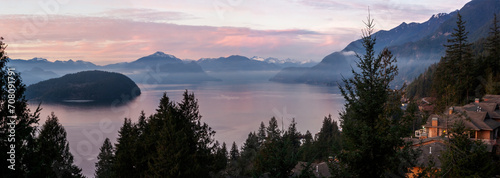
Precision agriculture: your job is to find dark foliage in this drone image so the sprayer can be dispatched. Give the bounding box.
[336,14,418,177]
[439,120,495,177]
[95,138,114,178]
[33,113,84,177]
[409,12,500,107]
[108,90,224,177]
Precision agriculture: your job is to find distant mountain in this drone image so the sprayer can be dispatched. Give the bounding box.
[271,0,500,86]
[26,70,141,105]
[269,67,309,83]
[270,52,354,85]
[197,55,281,72]
[103,51,219,84]
[8,58,98,85]
[15,52,310,84]
[250,56,318,68]
[105,51,183,69]
[9,57,100,72]
[21,67,59,85]
[343,12,456,55]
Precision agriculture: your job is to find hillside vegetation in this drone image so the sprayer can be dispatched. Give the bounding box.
[407,13,500,111]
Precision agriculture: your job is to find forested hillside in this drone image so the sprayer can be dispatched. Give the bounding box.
[407,13,500,111]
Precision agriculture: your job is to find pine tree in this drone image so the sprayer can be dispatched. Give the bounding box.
[443,12,472,64]
[95,138,114,178]
[148,91,218,177]
[142,96,174,176]
[133,111,150,177]
[230,141,239,161]
[284,118,301,151]
[238,132,259,176]
[433,12,475,108]
[213,141,228,176]
[483,13,500,95]
[439,120,495,177]
[254,117,299,178]
[314,115,341,160]
[487,13,500,73]
[148,92,189,177]
[337,13,417,177]
[0,37,41,177]
[178,90,216,175]
[257,121,266,147]
[35,112,83,177]
[299,130,315,161]
[266,117,280,141]
[113,118,138,177]
[228,141,240,176]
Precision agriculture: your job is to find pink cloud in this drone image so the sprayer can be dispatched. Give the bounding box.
[0,15,347,64]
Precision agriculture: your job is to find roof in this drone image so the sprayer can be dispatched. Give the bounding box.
[292,162,331,177]
[462,102,500,119]
[425,110,500,131]
[411,136,496,168]
[464,111,495,130]
[414,140,446,167]
[425,113,480,130]
[483,95,500,104]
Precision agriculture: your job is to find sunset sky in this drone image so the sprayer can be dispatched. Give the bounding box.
[1,0,469,65]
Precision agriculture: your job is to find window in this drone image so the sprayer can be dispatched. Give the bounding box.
[469,131,476,138]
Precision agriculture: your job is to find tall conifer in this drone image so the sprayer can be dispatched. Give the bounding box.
[95,138,114,178]
[35,113,83,177]
[337,12,416,177]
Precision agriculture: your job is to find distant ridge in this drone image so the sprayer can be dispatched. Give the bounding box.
[197,55,280,72]
[271,0,500,86]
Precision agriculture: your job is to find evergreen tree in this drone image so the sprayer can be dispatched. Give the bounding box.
[238,132,259,176]
[0,37,41,177]
[266,117,280,141]
[113,118,138,177]
[298,130,315,161]
[337,13,417,177]
[482,13,500,95]
[257,121,266,147]
[254,117,299,178]
[148,91,218,177]
[487,13,500,73]
[34,112,83,177]
[95,138,114,178]
[432,12,475,108]
[284,118,301,151]
[213,141,228,176]
[227,141,240,176]
[230,141,239,161]
[439,120,495,177]
[178,90,217,175]
[133,111,150,177]
[314,115,341,160]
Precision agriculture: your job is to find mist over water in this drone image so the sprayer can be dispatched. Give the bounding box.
[28,72,344,177]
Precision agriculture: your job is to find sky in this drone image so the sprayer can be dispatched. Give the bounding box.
[1,0,470,65]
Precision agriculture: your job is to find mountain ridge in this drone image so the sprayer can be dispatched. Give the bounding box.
[271,0,500,86]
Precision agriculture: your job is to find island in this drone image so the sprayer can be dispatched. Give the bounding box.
[26,70,141,105]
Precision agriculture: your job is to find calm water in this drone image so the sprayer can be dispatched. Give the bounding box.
[28,80,344,177]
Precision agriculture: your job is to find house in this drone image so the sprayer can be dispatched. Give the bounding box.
[422,97,500,143]
[408,95,500,177]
